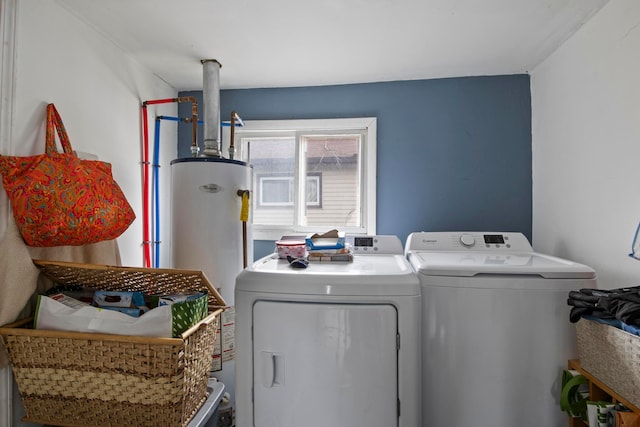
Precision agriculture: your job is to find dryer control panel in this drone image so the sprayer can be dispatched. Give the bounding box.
[405,232,533,253]
[346,235,404,255]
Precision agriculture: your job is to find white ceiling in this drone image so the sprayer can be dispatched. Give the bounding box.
[57,0,609,91]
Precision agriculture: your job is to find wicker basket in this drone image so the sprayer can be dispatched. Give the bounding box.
[0,260,226,427]
[576,318,640,408]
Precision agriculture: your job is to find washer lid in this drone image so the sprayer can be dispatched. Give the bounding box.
[236,254,420,296]
[407,251,596,279]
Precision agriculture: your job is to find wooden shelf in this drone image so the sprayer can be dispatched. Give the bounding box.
[567,359,640,427]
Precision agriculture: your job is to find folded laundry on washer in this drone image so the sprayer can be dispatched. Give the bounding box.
[567,286,640,326]
[306,230,353,262]
[307,252,354,262]
[307,245,353,262]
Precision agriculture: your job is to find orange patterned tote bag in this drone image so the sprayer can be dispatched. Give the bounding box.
[0,103,135,246]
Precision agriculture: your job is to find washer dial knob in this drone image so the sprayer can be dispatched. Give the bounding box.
[460,234,475,247]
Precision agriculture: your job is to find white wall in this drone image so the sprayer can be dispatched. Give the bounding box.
[0,1,179,425]
[7,0,179,266]
[531,0,640,288]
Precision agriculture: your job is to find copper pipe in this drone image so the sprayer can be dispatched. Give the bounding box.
[241,222,248,268]
[237,189,250,268]
[177,96,199,155]
[229,111,237,160]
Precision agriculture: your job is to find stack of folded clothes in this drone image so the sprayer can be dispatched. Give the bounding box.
[305,229,353,262]
[307,245,353,262]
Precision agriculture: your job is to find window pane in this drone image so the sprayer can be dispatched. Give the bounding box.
[304,135,360,227]
[306,175,320,207]
[246,137,296,226]
[261,177,292,205]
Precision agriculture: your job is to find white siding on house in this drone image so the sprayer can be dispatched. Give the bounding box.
[253,165,360,228]
[307,168,360,227]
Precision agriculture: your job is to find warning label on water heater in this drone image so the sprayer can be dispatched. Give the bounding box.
[212,306,235,371]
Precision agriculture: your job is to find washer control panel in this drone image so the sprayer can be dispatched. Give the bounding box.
[405,232,533,252]
[454,233,513,250]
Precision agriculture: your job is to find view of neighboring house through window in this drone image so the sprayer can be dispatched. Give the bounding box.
[237,118,376,240]
[259,173,321,207]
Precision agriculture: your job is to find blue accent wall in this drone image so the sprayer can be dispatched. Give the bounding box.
[178,75,532,259]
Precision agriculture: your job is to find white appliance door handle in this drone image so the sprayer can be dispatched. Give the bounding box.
[261,351,285,388]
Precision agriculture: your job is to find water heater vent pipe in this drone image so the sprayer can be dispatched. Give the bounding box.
[201,59,222,157]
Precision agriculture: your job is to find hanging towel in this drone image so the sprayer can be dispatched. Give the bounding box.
[0,214,121,368]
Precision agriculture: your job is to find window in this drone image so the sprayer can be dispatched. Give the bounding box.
[305,174,321,207]
[258,174,322,207]
[259,176,294,206]
[236,118,376,240]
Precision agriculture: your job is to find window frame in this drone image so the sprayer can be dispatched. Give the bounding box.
[257,172,322,208]
[258,174,294,207]
[304,173,322,208]
[236,117,377,241]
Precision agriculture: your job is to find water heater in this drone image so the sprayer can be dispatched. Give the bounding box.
[170,156,252,423]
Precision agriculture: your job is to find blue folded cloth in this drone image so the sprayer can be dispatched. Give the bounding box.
[582,315,640,336]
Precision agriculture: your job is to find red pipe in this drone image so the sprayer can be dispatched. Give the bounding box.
[144,98,178,105]
[140,97,198,268]
[141,104,151,267]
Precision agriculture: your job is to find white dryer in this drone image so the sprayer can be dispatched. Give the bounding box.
[405,231,597,427]
[235,235,421,427]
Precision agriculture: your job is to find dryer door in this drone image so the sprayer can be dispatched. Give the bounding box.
[252,301,398,427]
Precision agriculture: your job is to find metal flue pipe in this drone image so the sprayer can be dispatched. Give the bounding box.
[201,59,222,157]
[229,110,239,160]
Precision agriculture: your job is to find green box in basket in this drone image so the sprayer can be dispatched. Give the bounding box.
[160,292,209,337]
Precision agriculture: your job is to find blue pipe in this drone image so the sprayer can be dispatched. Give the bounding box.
[158,115,204,124]
[152,115,243,268]
[153,117,161,268]
[152,116,206,268]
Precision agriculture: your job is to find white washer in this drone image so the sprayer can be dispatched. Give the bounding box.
[405,231,597,427]
[235,235,421,427]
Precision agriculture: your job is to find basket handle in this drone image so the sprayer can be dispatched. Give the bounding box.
[199,314,217,327]
[180,309,224,339]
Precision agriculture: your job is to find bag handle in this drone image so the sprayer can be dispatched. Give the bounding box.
[45,103,74,155]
